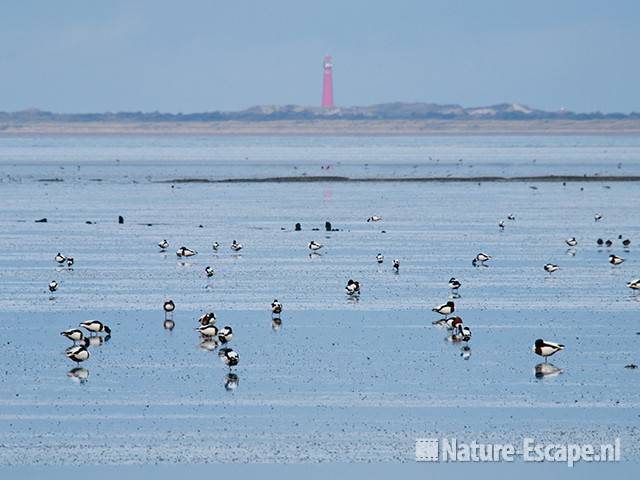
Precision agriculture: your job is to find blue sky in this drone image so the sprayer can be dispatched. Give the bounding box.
[0,0,638,113]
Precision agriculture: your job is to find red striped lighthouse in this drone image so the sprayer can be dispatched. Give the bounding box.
[321,55,334,108]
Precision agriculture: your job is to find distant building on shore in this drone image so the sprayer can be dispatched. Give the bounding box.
[321,55,334,108]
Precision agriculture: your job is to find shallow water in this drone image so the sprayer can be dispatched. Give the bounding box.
[0,135,639,468]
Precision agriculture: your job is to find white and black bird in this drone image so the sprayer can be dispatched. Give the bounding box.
[198,312,216,326]
[212,242,220,251]
[231,240,243,252]
[224,373,239,390]
[507,214,515,221]
[48,280,59,293]
[176,246,197,257]
[271,299,282,315]
[499,220,505,231]
[80,320,111,336]
[158,239,169,250]
[393,259,400,272]
[65,338,90,364]
[434,315,463,329]
[627,279,640,290]
[55,252,66,264]
[376,253,384,264]
[218,326,233,344]
[544,263,559,274]
[432,300,455,319]
[595,213,603,222]
[205,266,215,277]
[367,215,382,222]
[472,253,492,266]
[163,299,175,317]
[345,279,360,295]
[60,328,84,344]
[609,254,625,266]
[308,241,323,251]
[533,339,564,362]
[219,348,239,368]
[66,257,74,268]
[456,324,472,342]
[448,277,461,290]
[197,323,219,337]
[565,237,578,247]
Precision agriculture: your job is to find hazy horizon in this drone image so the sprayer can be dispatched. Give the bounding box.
[1,0,639,114]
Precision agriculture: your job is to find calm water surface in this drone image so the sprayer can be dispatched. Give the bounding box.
[0,135,638,470]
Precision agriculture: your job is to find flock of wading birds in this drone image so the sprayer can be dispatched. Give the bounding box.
[51,213,639,383]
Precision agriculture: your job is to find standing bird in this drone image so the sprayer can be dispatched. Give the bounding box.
[176,246,197,257]
[367,215,383,222]
[533,339,564,362]
[498,220,505,231]
[55,253,66,264]
[432,301,455,319]
[163,299,175,318]
[609,254,625,266]
[565,237,578,247]
[627,279,640,290]
[205,266,215,278]
[66,257,74,268]
[197,323,219,337]
[456,324,472,342]
[271,299,282,316]
[595,213,603,222]
[448,277,462,291]
[376,253,384,264]
[218,326,233,344]
[60,329,84,344]
[48,280,59,293]
[80,320,111,336]
[393,259,400,272]
[308,241,323,251]
[198,312,216,326]
[66,338,90,365]
[472,253,492,266]
[544,264,559,274]
[212,242,220,251]
[231,240,243,252]
[158,239,169,250]
[219,348,239,368]
[345,279,360,295]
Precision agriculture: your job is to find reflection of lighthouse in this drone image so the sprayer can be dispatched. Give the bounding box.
[321,55,334,108]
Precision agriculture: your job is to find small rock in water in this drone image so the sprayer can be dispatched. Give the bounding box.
[118,215,124,224]
[198,224,204,228]
[294,223,301,231]
[35,218,47,223]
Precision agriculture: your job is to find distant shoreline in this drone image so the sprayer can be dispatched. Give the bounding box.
[2,119,640,135]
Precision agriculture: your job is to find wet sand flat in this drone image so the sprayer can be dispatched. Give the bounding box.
[0,135,638,468]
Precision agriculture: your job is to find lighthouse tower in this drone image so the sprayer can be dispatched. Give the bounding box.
[321,55,334,108]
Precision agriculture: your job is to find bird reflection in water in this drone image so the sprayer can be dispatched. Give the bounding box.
[163,319,175,331]
[88,334,111,347]
[67,367,89,384]
[199,337,219,352]
[224,373,239,391]
[272,317,282,332]
[534,363,563,379]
